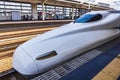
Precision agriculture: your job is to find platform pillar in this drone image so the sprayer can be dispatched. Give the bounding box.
[42,3,45,20]
[72,7,74,20]
[31,3,38,20]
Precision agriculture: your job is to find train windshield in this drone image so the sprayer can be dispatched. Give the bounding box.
[74,14,102,23]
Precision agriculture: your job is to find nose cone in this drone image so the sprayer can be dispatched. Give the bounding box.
[12,46,39,75]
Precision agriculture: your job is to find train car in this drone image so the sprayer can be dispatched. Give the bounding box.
[13,10,120,76]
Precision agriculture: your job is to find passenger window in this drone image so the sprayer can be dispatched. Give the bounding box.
[74,14,102,23]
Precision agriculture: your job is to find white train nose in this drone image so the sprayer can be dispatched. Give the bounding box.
[12,46,39,75]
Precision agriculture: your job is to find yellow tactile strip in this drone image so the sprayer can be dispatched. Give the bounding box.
[0,57,12,73]
[92,55,120,80]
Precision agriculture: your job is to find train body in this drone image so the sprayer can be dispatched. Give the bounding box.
[13,10,120,76]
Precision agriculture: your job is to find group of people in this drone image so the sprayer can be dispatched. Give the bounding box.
[23,14,29,20]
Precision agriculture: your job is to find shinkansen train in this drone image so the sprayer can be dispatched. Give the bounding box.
[13,10,120,76]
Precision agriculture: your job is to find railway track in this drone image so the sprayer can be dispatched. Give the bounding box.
[0,25,59,33]
[0,35,36,59]
[0,68,27,80]
[0,26,58,59]
[0,27,56,39]
[0,35,35,46]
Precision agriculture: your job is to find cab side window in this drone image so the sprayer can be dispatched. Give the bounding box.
[74,14,102,23]
[86,14,102,22]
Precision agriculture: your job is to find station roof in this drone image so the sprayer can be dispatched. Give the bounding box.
[9,0,113,10]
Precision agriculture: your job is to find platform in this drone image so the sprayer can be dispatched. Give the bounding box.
[0,20,72,29]
[93,55,120,80]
